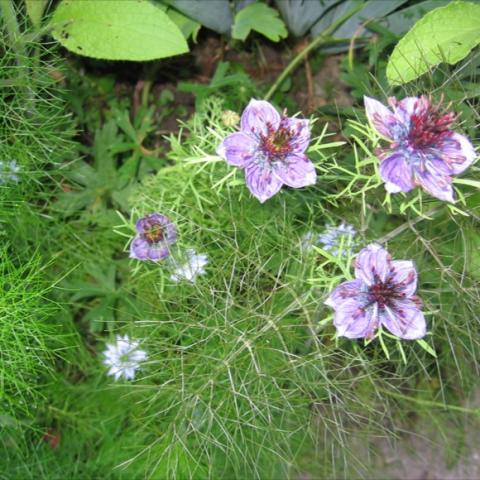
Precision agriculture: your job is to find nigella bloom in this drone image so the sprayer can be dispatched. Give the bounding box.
[170,249,208,283]
[325,244,426,340]
[318,222,357,257]
[0,160,20,184]
[217,99,316,203]
[130,213,177,262]
[365,95,476,202]
[103,335,148,381]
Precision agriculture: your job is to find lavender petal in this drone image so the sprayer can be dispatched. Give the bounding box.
[147,246,170,261]
[389,260,417,297]
[354,243,390,286]
[395,96,420,125]
[442,132,477,175]
[333,298,378,339]
[381,299,426,340]
[379,152,415,193]
[240,99,281,137]
[414,166,454,203]
[325,279,364,309]
[166,222,177,243]
[244,162,283,203]
[129,236,151,260]
[217,131,257,167]
[274,153,316,188]
[364,96,397,141]
[281,117,310,153]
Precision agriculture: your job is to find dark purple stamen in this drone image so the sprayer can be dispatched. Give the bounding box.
[259,120,295,160]
[142,221,164,244]
[408,96,457,150]
[367,269,405,310]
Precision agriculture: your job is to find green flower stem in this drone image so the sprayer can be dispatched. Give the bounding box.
[264,3,364,101]
[377,205,442,245]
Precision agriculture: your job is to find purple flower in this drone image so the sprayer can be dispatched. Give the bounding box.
[365,95,476,202]
[325,244,426,340]
[217,99,316,203]
[129,213,177,262]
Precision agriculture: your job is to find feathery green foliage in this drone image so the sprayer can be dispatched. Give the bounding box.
[1,0,479,478]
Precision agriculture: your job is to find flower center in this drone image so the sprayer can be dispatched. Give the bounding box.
[119,352,131,363]
[143,222,164,244]
[259,120,294,160]
[407,97,456,150]
[367,277,401,310]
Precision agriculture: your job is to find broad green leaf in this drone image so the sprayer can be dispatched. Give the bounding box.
[165,0,233,34]
[275,0,331,37]
[383,0,451,35]
[167,8,201,41]
[50,0,188,61]
[25,0,49,28]
[387,1,480,85]
[330,0,409,39]
[310,0,408,53]
[232,2,288,42]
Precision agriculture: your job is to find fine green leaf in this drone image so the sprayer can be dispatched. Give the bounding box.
[453,178,480,189]
[387,1,480,85]
[232,2,288,42]
[417,339,437,358]
[25,0,49,28]
[50,0,188,61]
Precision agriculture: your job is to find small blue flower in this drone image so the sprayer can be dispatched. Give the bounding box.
[303,222,357,257]
[169,249,208,283]
[0,161,20,184]
[103,335,148,381]
[318,222,357,256]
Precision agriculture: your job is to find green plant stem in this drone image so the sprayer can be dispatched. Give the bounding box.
[377,205,442,244]
[379,388,480,416]
[0,0,28,62]
[264,3,364,101]
[0,0,21,47]
[0,0,37,105]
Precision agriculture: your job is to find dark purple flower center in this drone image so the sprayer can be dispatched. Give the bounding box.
[142,222,164,244]
[259,121,294,160]
[407,97,456,150]
[367,275,404,310]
